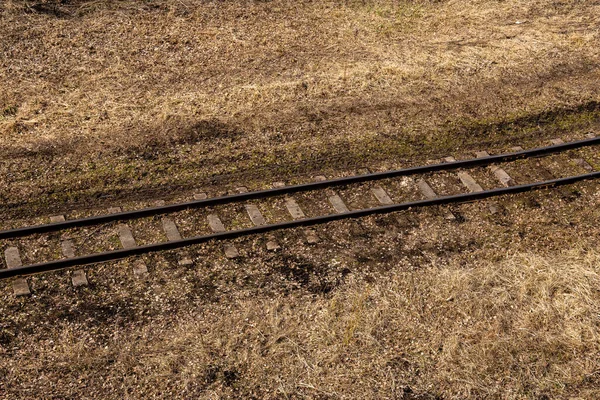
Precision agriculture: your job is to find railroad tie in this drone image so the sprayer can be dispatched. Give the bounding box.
[207,214,239,258]
[110,206,148,276]
[549,137,595,176]
[371,186,394,205]
[448,155,497,213]
[445,155,491,213]
[161,217,193,266]
[118,224,137,249]
[574,158,593,172]
[244,195,279,253]
[51,215,88,287]
[4,247,30,296]
[475,151,516,187]
[194,192,208,200]
[156,200,192,265]
[161,218,182,241]
[553,137,594,172]
[329,195,350,213]
[285,198,305,219]
[318,174,351,239]
[417,179,438,200]
[529,142,572,197]
[444,156,483,193]
[313,175,351,214]
[284,196,320,244]
[245,204,267,226]
[244,202,280,251]
[416,179,456,220]
[445,156,483,194]
[355,167,395,206]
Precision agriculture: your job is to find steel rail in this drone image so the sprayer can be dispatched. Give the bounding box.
[1,170,598,280]
[1,136,598,240]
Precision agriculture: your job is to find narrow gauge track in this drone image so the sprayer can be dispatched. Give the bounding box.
[1,136,599,288]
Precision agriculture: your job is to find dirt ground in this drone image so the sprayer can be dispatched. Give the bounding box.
[1,0,600,398]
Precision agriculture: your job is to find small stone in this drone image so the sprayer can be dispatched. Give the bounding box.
[305,230,320,244]
[224,244,239,259]
[194,192,208,200]
[266,240,280,251]
[107,207,122,214]
[444,211,457,221]
[50,215,66,223]
[272,182,286,188]
[178,257,193,266]
[72,269,89,287]
[314,175,327,182]
[133,260,148,276]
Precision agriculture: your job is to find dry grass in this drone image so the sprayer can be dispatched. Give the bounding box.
[1,0,600,210]
[120,251,600,398]
[2,249,600,398]
[2,1,600,398]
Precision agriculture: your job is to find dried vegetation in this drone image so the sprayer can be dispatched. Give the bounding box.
[1,0,600,212]
[1,0,600,398]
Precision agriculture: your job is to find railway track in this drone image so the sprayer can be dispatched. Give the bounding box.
[1,135,599,295]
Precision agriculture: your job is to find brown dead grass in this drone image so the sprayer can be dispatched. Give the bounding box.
[130,251,600,399]
[2,1,600,398]
[3,249,600,398]
[1,0,600,210]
